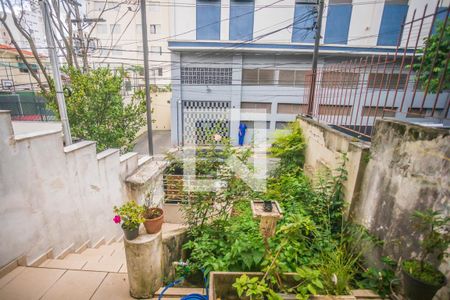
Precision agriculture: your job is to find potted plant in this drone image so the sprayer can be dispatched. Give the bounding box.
[143,206,164,234]
[142,188,164,234]
[401,209,449,300]
[113,201,145,240]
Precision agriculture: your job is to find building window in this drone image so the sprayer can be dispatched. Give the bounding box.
[96,24,107,34]
[367,73,408,89]
[151,46,162,55]
[229,0,254,41]
[18,62,38,73]
[324,0,353,44]
[242,69,275,85]
[321,71,359,88]
[110,24,121,34]
[362,106,397,117]
[275,121,289,129]
[157,67,163,77]
[377,0,409,46]
[278,70,307,86]
[318,105,352,115]
[196,0,221,40]
[181,67,232,85]
[277,103,308,114]
[292,0,316,43]
[241,102,271,113]
[150,24,161,34]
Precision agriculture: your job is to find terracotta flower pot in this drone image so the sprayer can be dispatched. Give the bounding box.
[143,208,164,234]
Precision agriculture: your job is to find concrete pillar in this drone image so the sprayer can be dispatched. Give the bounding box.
[230,54,243,146]
[124,229,163,299]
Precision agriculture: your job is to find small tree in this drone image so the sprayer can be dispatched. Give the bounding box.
[412,209,449,271]
[54,67,147,152]
[413,21,450,93]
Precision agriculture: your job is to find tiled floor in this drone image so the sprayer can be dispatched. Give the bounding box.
[0,223,188,299]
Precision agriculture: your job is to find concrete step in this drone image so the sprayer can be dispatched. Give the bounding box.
[154,287,205,297]
[39,255,87,270]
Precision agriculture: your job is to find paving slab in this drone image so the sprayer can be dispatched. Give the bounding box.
[91,273,135,300]
[0,267,65,300]
[41,270,106,300]
[82,255,123,272]
[0,266,25,289]
[39,256,87,270]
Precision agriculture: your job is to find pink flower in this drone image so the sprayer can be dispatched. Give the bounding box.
[113,215,121,224]
[213,134,222,142]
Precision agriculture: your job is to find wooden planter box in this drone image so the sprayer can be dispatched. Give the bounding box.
[209,272,380,300]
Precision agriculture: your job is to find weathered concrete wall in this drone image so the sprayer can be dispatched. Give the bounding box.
[351,119,449,277]
[0,111,165,267]
[298,116,370,211]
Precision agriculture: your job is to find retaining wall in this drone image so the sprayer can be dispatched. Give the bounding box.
[0,111,162,267]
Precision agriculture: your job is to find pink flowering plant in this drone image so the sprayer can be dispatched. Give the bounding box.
[113,201,145,230]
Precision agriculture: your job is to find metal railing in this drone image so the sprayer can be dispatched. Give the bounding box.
[305,3,450,139]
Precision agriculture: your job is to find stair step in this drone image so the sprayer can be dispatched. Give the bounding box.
[82,254,124,272]
[155,287,205,297]
[39,256,87,270]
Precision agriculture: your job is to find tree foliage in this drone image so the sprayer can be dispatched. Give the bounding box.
[413,21,450,93]
[52,67,147,152]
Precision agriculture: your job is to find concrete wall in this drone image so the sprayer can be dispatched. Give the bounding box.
[298,116,370,210]
[350,119,449,277]
[152,92,172,131]
[0,110,164,267]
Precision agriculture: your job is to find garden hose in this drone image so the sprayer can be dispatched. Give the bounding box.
[157,267,209,300]
[180,294,208,300]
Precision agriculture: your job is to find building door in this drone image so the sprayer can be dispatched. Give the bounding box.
[182,100,231,145]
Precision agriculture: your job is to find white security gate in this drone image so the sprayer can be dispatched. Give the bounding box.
[182,100,231,145]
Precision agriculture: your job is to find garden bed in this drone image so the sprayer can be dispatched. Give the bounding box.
[171,124,398,299]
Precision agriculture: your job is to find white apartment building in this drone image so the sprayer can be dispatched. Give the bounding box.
[168,0,449,146]
[85,0,171,87]
[0,0,47,53]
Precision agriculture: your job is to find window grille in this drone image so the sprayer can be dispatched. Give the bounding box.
[181,67,232,85]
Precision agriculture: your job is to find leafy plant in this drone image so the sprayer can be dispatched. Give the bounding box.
[402,209,449,285]
[233,274,282,300]
[113,201,145,230]
[50,67,147,152]
[291,266,324,300]
[270,122,306,174]
[357,256,398,297]
[412,21,450,93]
[143,207,162,219]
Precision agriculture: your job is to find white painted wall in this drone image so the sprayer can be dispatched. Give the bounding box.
[347,0,384,47]
[172,0,197,40]
[253,0,296,43]
[0,111,150,267]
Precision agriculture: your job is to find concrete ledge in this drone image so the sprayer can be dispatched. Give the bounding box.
[0,256,26,278]
[120,152,138,163]
[126,160,168,188]
[297,116,370,149]
[64,141,96,153]
[54,243,74,259]
[138,155,152,166]
[75,240,90,254]
[14,129,62,142]
[28,248,53,267]
[97,148,120,160]
[92,237,106,248]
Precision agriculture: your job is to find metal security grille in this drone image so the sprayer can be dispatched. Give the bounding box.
[182,100,231,145]
[181,67,232,85]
